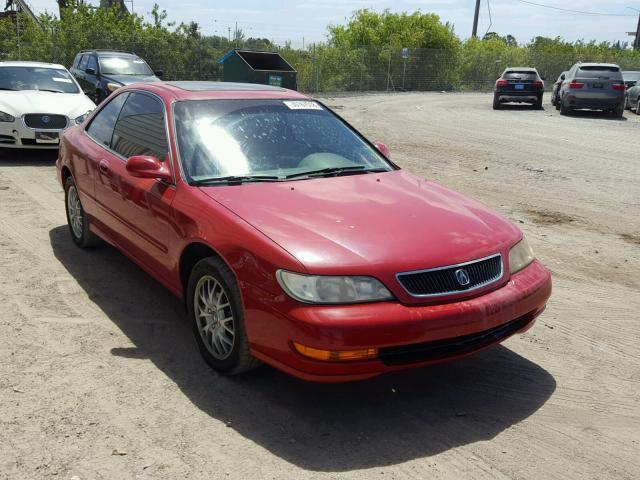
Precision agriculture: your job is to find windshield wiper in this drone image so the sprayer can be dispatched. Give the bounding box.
[285,165,388,179]
[0,87,17,91]
[192,174,281,186]
[36,89,65,93]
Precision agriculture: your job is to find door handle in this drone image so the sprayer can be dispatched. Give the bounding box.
[98,159,110,176]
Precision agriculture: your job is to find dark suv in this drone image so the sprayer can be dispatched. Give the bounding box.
[493,67,544,110]
[70,50,162,103]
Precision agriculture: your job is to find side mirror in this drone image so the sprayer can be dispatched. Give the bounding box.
[85,68,96,76]
[126,155,172,181]
[373,141,391,158]
[154,70,164,78]
[560,74,565,80]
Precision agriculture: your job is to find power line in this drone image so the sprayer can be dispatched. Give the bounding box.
[514,0,636,17]
[485,0,493,36]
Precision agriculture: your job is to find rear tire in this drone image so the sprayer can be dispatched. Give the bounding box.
[534,96,543,110]
[636,100,640,115]
[612,105,624,119]
[559,97,570,116]
[64,176,100,248]
[187,256,261,375]
[492,95,501,110]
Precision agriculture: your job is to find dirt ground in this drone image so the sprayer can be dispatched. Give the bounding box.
[1,92,639,479]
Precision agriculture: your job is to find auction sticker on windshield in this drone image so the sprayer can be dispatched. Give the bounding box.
[283,100,323,110]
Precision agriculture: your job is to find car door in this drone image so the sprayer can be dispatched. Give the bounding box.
[83,91,129,233]
[75,54,90,94]
[96,91,176,280]
[85,54,100,99]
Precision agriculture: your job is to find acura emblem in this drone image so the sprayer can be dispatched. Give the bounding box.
[455,268,471,286]
[41,115,50,124]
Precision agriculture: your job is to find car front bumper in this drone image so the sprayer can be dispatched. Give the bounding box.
[0,120,67,149]
[246,260,552,382]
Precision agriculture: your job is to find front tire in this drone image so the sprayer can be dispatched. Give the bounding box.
[64,176,100,248]
[187,256,260,375]
[636,100,640,115]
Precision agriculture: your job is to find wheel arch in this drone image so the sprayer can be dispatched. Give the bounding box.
[60,165,73,186]
[179,241,238,300]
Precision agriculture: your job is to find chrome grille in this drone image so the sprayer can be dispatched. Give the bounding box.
[23,114,67,130]
[397,254,503,297]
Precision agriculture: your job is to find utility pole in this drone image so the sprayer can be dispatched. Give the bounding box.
[16,8,20,59]
[635,12,640,50]
[472,0,481,38]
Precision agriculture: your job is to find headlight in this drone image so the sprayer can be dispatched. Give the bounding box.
[0,111,15,122]
[106,82,121,92]
[74,111,93,125]
[276,270,393,304]
[509,236,536,274]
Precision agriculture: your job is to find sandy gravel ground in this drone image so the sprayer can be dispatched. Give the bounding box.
[0,92,638,479]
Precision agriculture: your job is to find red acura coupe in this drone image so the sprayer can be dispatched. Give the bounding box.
[56,81,551,382]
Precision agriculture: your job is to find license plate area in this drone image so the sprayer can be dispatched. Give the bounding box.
[592,82,603,89]
[35,131,60,144]
[515,84,525,90]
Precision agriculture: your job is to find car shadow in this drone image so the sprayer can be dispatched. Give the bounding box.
[0,148,58,166]
[562,109,628,121]
[49,225,556,472]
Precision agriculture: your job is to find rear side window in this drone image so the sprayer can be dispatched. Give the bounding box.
[503,71,539,80]
[577,66,621,78]
[86,93,129,148]
[111,92,168,160]
[72,54,81,69]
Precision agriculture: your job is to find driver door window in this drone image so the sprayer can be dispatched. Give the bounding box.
[111,92,168,160]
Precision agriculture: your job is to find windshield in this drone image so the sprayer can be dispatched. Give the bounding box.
[98,56,153,76]
[0,66,79,93]
[174,99,393,183]
[503,71,538,80]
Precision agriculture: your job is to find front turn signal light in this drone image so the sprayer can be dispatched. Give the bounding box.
[292,342,378,362]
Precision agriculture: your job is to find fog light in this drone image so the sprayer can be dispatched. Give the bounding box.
[292,342,378,362]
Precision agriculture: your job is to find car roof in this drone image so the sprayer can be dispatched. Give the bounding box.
[81,50,139,58]
[132,81,309,101]
[0,61,67,69]
[504,67,538,72]
[167,81,289,92]
[577,63,620,68]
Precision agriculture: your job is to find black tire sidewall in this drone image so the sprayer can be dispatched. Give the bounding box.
[187,257,247,373]
[64,176,89,247]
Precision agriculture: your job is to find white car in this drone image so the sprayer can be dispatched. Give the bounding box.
[0,61,95,149]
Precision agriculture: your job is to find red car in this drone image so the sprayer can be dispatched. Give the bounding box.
[56,81,551,382]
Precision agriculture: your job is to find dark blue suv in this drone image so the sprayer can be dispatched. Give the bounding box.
[70,50,162,104]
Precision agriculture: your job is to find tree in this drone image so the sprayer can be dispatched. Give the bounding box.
[328,9,459,50]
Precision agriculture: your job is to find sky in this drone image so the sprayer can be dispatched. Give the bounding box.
[24,0,640,48]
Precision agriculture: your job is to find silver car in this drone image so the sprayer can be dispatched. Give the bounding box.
[558,63,626,118]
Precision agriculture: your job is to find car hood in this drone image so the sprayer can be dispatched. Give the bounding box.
[0,91,95,119]
[200,170,521,274]
[103,74,161,86]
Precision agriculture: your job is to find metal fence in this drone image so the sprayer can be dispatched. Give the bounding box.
[291,46,640,93]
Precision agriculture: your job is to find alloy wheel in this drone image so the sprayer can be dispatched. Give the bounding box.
[194,275,235,359]
[67,185,83,239]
